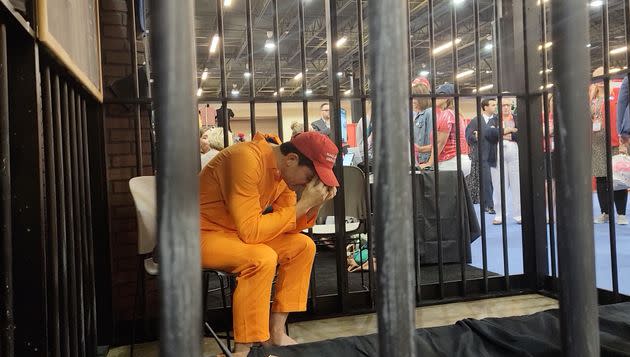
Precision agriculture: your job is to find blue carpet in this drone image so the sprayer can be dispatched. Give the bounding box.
[470,193,630,295]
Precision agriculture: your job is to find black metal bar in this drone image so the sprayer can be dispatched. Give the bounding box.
[272,0,283,140]
[298,0,308,128]
[64,85,79,357]
[601,0,620,300]
[75,93,89,354]
[81,99,98,356]
[128,0,143,175]
[0,21,14,357]
[54,75,70,357]
[369,0,415,355]
[43,67,61,357]
[355,0,375,304]
[71,91,86,357]
[151,0,202,355]
[245,0,256,135]
[451,0,466,295]
[216,0,229,149]
[325,0,349,312]
[550,0,600,355]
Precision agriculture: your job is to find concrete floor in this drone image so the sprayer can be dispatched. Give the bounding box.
[106,294,558,357]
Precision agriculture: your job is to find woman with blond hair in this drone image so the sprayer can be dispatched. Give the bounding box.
[591,67,627,224]
[200,127,233,168]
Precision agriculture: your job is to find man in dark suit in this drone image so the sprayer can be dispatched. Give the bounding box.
[466,98,497,214]
[311,103,331,137]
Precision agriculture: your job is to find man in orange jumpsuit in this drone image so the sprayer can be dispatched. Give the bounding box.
[199,131,339,354]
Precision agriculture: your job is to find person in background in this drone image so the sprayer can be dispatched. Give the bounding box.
[200,127,232,168]
[591,67,627,224]
[412,82,433,165]
[216,106,235,132]
[291,121,305,138]
[486,98,521,225]
[619,74,630,151]
[420,83,470,176]
[311,103,331,137]
[465,98,498,214]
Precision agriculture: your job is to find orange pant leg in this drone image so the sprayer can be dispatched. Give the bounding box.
[265,233,316,313]
[200,231,278,343]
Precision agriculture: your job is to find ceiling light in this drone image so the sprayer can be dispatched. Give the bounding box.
[265,31,276,51]
[201,69,208,81]
[484,43,493,51]
[433,38,462,55]
[610,46,627,55]
[472,84,493,93]
[539,83,554,90]
[279,87,285,93]
[231,89,239,96]
[536,0,549,5]
[539,68,552,74]
[244,72,251,78]
[294,72,303,81]
[224,0,232,6]
[485,70,493,74]
[587,43,592,48]
[336,36,347,47]
[589,0,603,7]
[537,42,552,51]
[305,89,313,95]
[273,91,278,96]
[344,89,352,95]
[419,70,430,76]
[453,0,465,5]
[209,34,220,53]
[610,67,621,73]
[337,72,343,77]
[196,88,203,97]
[456,69,475,79]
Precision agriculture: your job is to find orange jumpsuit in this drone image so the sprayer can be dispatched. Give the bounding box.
[199,133,317,343]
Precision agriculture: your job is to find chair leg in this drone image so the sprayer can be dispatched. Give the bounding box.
[130,256,144,357]
[218,274,231,351]
[202,271,210,330]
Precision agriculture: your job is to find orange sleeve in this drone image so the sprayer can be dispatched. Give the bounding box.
[272,187,317,233]
[219,148,297,244]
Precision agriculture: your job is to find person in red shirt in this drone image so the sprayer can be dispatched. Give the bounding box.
[420,83,470,175]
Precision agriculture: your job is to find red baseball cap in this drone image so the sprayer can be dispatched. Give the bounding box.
[290,131,339,187]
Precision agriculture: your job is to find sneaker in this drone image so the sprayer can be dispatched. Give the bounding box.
[144,258,159,276]
[594,213,609,224]
[617,215,629,225]
[514,216,522,224]
[487,208,496,214]
[492,217,502,225]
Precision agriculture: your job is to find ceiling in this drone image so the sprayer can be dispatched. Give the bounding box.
[193,0,630,99]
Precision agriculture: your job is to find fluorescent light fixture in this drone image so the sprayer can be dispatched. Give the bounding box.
[433,38,462,55]
[279,87,285,93]
[337,72,343,77]
[244,72,251,78]
[209,34,220,53]
[231,88,239,96]
[589,0,603,7]
[537,42,552,51]
[201,69,208,81]
[536,0,549,5]
[478,84,493,92]
[539,83,554,90]
[344,89,352,95]
[196,88,203,97]
[453,0,465,5]
[610,67,621,73]
[484,43,493,51]
[305,89,313,95]
[539,68,552,74]
[485,70,493,74]
[336,36,347,47]
[419,70,430,76]
[294,72,303,81]
[224,0,232,6]
[610,46,627,55]
[587,43,592,48]
[456,69,475,79]
[265,31,276,51]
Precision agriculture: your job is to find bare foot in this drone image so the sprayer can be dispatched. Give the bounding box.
[269,332,298,346]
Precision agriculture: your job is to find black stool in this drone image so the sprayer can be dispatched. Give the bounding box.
[202,269,236,351]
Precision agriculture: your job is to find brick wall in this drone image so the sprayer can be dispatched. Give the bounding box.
[100,0,157,342]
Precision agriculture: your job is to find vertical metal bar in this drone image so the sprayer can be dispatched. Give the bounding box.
[65,86,79,357]
[551,0,600,355]
[129,0,144,175]
[0,22,14,357]
[216,0,229,148]
[298,0,308,130]
[272,0,283,140]
[356,0,375,302]
[601,0,620,300]
[451,0,466,295]
[245,0,256,135]
[81,99,98,356]
[369,0,415,355]
[151,0,202,355]
[75,93,89,354]
[43,67,61,357]
[473,0,489,293]
[539,0,557,278]
[427,0,445,299]
[325,0,349,311]
[54,76,70,357]
[71,91,86,357]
